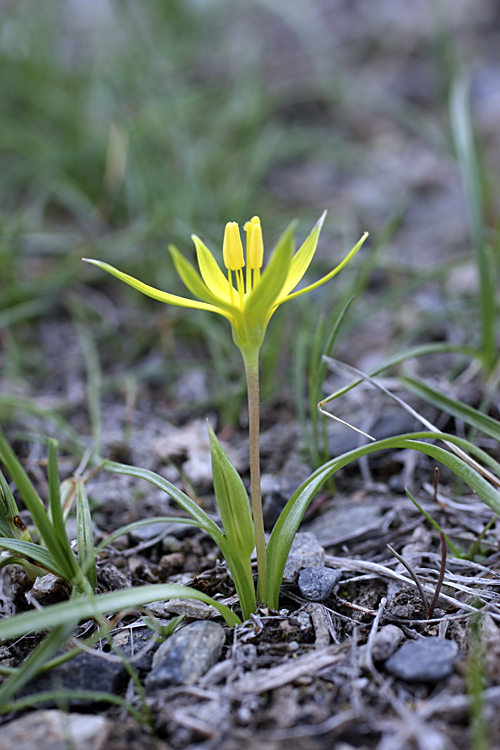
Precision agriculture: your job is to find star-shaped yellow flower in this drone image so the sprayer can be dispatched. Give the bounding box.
[83,213,367,356]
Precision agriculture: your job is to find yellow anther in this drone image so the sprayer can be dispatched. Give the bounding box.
[223,222,245,271]
[244,216,264,270]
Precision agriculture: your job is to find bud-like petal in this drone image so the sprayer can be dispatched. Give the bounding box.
[245,216,264,269]
[223,222,245,270]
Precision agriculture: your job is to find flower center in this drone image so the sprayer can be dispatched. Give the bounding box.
[223,217,264,305]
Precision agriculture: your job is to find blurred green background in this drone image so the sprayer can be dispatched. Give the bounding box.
[0,0,499,430]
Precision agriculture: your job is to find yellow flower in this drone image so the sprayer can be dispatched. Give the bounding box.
[83,213,367,356]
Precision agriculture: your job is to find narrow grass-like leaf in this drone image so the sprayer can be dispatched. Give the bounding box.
[208,425,256,617]
[0,690,148,723]
[76,479,97,589]
[0,622,75,704]
[95,516,203,553]
[310,296,355,465]
[47,439,66,543]
[265,432,500,608]
[401,375,500,442]
[0,428,82,586]
[102,460,225,545]
[405,488,461,557]
[208,425,254,558]
[0,468,26,539]
[0,584,241,640]
[450,75,496,373]
[320,342,478,407]
[0,539,66,579]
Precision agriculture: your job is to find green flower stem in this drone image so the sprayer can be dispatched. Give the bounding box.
[243,348,267,603]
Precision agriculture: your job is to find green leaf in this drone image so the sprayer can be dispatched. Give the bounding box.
[0,539,66,579]
[0,584,241,640]
[99,461,257,619]
[76,480,97,589]
[95,516,203,553]
[0,468,27,539]
[401,375,500,444]
[208,424,254,558]
[0,622,75,704]
[265,431,500,608]
[0,690,147,723]
[103,460,226,545]
[321,342,478,408]
[450,75,496,372]
[208,424,256,619]
[0,428,81,583]
[47,439,66,544]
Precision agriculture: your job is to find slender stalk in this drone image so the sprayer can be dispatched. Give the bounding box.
[243,349,267,602]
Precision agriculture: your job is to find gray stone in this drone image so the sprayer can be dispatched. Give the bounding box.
[0,710,111,750]
[20,651,128,705]
[129,521,172,543]
[359,625,404,668]
[298,567,341,601]
[283,532,325,583]
[385,637,458,682]
[306,504,381,546]
[146,620,225,690]
[111,625,163,671]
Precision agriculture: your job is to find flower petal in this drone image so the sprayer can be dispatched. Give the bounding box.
[283,232,368,302]
[82,258,225,316]
[169,245,243,323]
[191,235,232,302]
[276,211,326,301]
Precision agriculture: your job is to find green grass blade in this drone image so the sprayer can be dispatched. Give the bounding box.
[0,468,27,539]
[321,342,478,407]
[208,424,254,558]
[0,690,149,723]
[102,460,225,545]
[47,439,66,543]
[450,75,496,372]
[95,516,204,553]
[0,539,66,579]
[0,622,75,705]
[265,431,500,608]
[0,428,82,584]
[76,480,97,589]
[401,375,500,443]
[405,488,461,557]
[0,584,241,640]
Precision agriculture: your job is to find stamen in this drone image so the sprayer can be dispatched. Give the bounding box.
[236,268,245,306]
[228,269,235,305]
[223,222,245,271]
[244,216,264,271]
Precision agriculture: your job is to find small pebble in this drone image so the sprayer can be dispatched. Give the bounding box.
[359,625,404,668]
[385,637,458,682]
[146,620,225,690]
[298,566,341,601]
[283,532,325,583]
